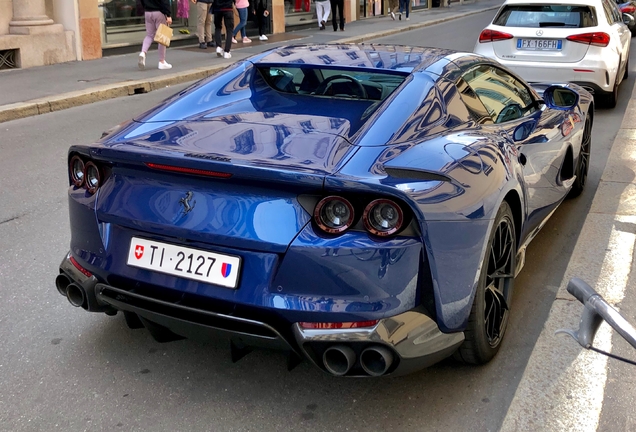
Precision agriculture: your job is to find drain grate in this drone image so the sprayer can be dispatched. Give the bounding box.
[0,49,18,69]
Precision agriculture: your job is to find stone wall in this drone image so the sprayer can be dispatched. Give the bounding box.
[0,0,78,68]
[0,0,13,34]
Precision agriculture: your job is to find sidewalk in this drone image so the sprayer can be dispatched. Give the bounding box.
[501,86,636,430]
[0,0,503,123]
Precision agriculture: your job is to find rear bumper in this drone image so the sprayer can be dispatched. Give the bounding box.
[293,312,464,376]
[474,44,618,94]
[502,61,613,94]
[57,254,464,376]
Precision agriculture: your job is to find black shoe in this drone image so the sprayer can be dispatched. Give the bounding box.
[207,41,215,47]
[334,28,338,31]
[199,42,207,49]
[320,20,326,30]
[340,27,345,31]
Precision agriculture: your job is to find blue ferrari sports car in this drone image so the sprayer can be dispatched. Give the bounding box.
[56,44,593,377]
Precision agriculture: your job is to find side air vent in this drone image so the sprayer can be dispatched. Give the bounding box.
[384,167,452,183]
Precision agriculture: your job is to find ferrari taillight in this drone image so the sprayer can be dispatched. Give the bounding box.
[69,155,85,188]
[313,195,409,238]
[84,162,101,194]
[363,199,404,237]
[566,32,610,47]
[622,4,635,13]
[478,29,514,43]
[314,196,355,234]
[68,154,108,195]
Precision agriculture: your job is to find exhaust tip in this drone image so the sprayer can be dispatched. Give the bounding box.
[360,346,394,377]
[55,274,72,297]
[66,283,86,308]
[322,345,356,376]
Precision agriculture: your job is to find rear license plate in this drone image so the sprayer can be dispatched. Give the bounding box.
[517,38,563,51]
[127,237,241,288]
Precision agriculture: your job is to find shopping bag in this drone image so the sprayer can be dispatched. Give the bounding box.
[154,23,173,47]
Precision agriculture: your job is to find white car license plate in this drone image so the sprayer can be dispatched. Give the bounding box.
[517,38,563,51]
[127,237,241,288]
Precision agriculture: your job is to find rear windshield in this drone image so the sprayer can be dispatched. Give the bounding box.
[257,66,407,101]
[493,4,597,28]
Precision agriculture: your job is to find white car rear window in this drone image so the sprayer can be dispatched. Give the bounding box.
[493,5,597,28]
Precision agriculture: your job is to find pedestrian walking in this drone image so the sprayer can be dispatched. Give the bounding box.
[232,0,252,43]
[387,0,398,20]
[398,0,409,20]
[315,0,330,30]
[138,0,173,70]
[192,0,214,48]
[253,0,269,40]
[329,0,344,31]
[213,0,235,58]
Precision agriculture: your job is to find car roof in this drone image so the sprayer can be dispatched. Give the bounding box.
[252,44,465,74]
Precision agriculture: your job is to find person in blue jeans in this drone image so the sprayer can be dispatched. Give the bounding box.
[398,0,409,20]
[232,0,252,43]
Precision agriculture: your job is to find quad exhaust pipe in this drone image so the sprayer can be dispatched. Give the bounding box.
[56,272,87,308]
[55,274,72,297]
[322,344,395,376]
[66,282,87,308]
[323,345,356,376]
[360,346,394,377]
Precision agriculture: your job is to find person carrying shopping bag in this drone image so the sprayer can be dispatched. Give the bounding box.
[232,0,251,43]
[138,0,173,70]
[192,0,214,49]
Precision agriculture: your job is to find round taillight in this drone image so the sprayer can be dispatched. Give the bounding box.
[84,162,101,194]
[69,156,85,188]
[363,199,404,237]
[314,196,355,234]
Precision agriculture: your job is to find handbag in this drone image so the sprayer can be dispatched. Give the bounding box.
[154,23,173,47]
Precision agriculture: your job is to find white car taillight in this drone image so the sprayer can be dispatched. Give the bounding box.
[479,29,514,43]
[566,32,610,47]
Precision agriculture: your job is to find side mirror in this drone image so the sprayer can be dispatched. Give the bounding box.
[623,13,635,26]
[542,86,579,110]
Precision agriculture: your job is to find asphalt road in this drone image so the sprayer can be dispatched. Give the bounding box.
[1,10,635,432]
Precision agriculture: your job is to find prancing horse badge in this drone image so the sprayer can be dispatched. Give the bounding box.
[179,191,196,216]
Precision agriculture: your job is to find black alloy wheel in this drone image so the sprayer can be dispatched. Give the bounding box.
[455,202,516,365]
[568,113,592,198]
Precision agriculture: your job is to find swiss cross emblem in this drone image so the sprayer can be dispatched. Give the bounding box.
[134,245,144,259]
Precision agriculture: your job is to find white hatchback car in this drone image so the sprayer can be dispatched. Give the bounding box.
[474,0,631,107]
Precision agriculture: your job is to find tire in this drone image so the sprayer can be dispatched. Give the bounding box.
[624,56,629,80]
[602,70,619,109]
[454,202,516,365]
[568,113,592,198]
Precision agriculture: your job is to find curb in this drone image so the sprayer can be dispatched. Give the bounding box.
[0,65,226,124]
[500,85,636,430]
[0,3,501,124]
